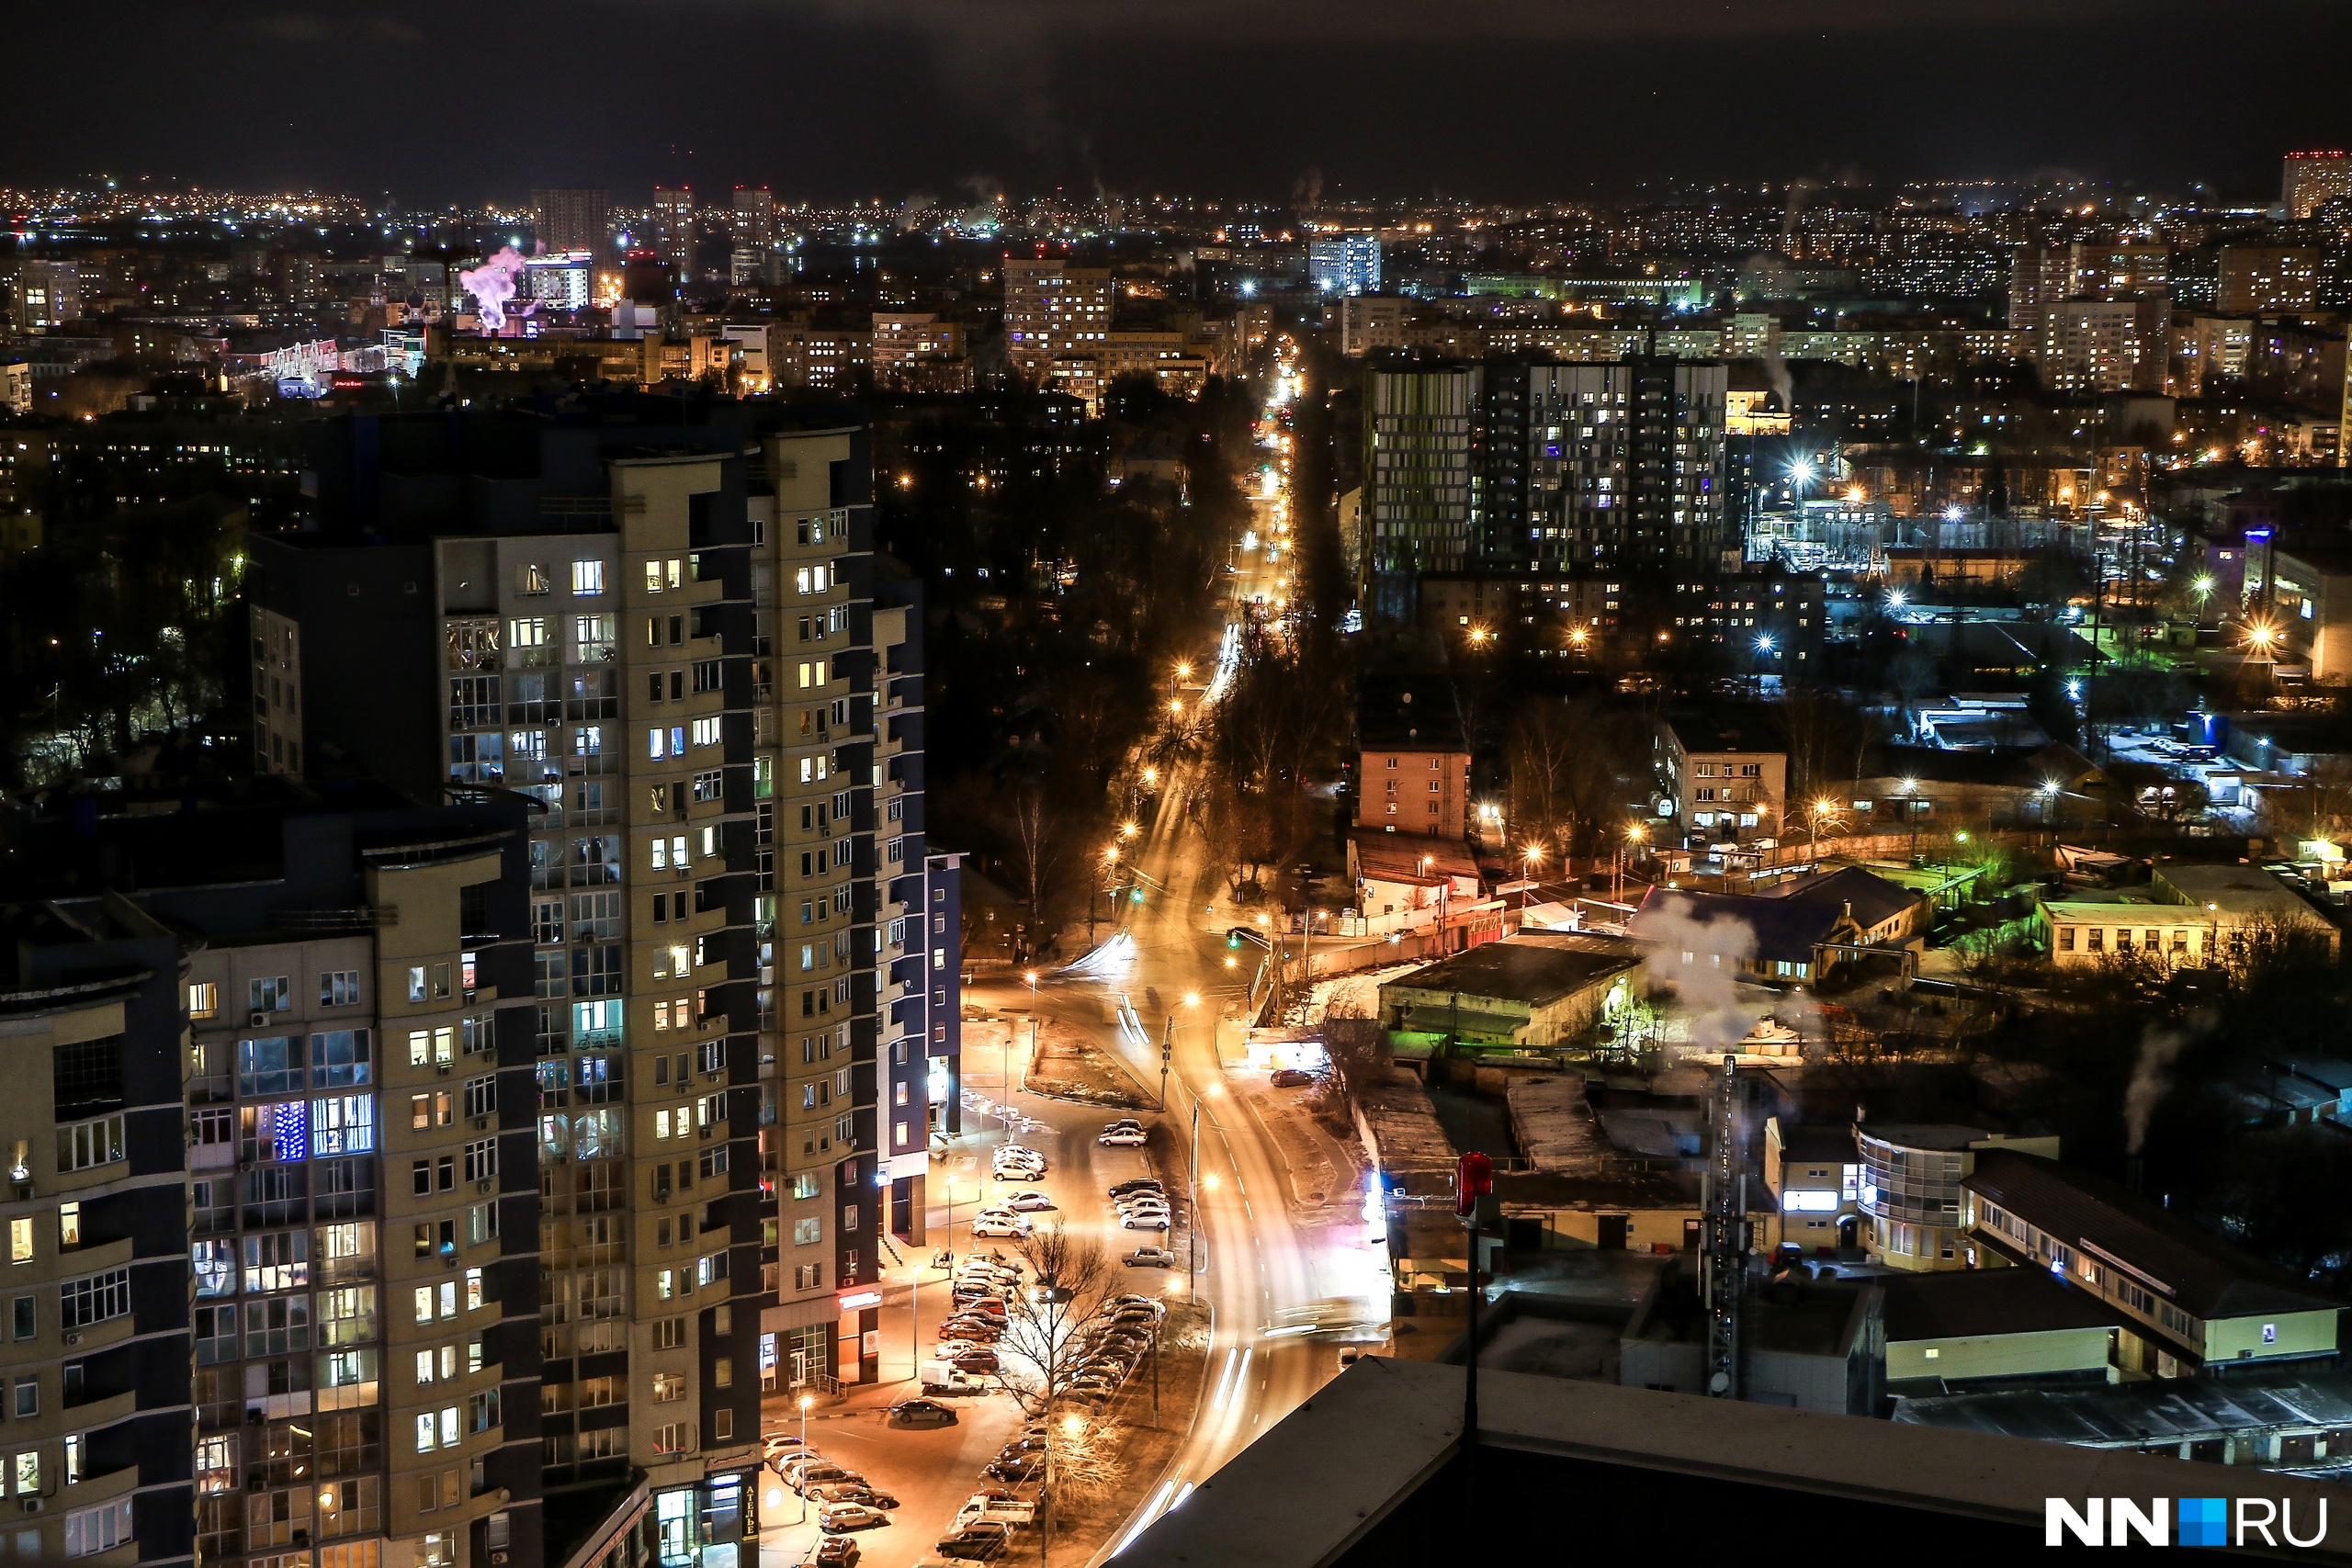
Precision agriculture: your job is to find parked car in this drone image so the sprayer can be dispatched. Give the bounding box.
[981,1456,1040,1483]
[888,1397,960,1428]
[813,1483,901,1510]
[952,1349,1001,1374]
[1271,1067,1316,1088]
[1003,1190,1057,1212]
[952,1495,1035,1529]
[783,1456,854,1483]
[935,1523,1012,1561]
[1107,1178,1164,1199]
[818,1502,891,1534]
[1119,1210,1170,1230]
[940,1322,1002,1344]
[973,1215,1031,1238]
[1115,1198,1171,1216]
[1125,1246,1176,1268]
[1098,1129,1148,1147]
[1101,1118,1142,1134]
[809,1537,862,1568]
[789,1462,865,1495]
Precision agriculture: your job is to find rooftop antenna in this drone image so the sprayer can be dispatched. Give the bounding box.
[1704,1052,1746,1399]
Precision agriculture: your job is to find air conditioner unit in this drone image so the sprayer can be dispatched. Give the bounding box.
[476,1179,494,1193]
[471,1118,489,1132]
[61,1332,79,1347]
[249,1012,270,1027]
[436,1063,452,1076]
[20,1497,41,1514]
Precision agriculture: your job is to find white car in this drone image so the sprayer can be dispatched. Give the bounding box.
[1118,1210,1170,1230]
[1116,1198,1171,1216]
[1125,1247,1176,1268]
[1003,1190,1056,1213]
[973,1214,1032,1239]
[1098,1130,1147,1147]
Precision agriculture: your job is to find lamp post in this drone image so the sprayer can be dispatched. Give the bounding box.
[797,1393,813,1523]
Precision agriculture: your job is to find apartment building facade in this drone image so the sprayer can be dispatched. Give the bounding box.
[5,787,544,1568]
[0,903,194,1564]
[1001,259,1114,383]
[249,402,961,1565]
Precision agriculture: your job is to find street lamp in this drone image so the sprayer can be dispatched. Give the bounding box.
[797,1393,814,1522]
[1520,843,1544,914]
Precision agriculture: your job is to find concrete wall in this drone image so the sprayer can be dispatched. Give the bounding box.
[1885,1326,2115,1386]
[2205,1308,2338,1367]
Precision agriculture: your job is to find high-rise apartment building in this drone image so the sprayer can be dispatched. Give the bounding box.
[5,784,542,1568]
[2007,243,2167,334]
[1363,364,1479,616]
[2216,245,2320,314]
[1308,234,1382,296]
[1524,359,1733,575]
[1001,259,1113,383]
[729,189,776,287]
[248,400,960,1567]
[1362,357,1732,621]
[1338,296,1408,357]
[531,190,612,256]
[869,314,970,390]
[2039,295,2171,395]
[2282,150,2352,219]
[11,258,81,328]
[651,188,697,285]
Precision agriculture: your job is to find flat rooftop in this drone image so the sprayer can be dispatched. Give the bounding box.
[1382,934,1642,1008]
[1112,1359,2352,1567]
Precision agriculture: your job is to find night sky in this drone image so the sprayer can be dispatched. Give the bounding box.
[8,0,2351,204]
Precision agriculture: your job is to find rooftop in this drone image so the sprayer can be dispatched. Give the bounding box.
[1380,934,1642,1009]
[1114,1359,2352,1568]
[1629,886,1849,965]
[1896,1371,2352,1459]
[1879,1267,2122,1345]
[1965,1149,2341,1324]
[2154,861,2331,924]
[1763,864,1927,931]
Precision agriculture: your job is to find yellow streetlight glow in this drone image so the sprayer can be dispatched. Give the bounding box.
[1119,821,1138,839]
[1182,991,1200,1008]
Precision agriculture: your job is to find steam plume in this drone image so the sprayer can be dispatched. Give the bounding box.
[458,245,530,335]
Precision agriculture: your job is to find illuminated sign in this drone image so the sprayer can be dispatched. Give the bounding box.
[837,1291,882,1312]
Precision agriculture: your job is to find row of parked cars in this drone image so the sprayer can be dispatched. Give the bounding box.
[927,1292,1170,1562]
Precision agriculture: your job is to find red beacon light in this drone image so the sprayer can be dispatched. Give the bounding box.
[1455,1151,1493,1217]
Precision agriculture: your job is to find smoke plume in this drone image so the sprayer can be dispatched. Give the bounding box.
[1639,896,1759,1055]
[458,245,530,335]
[2123,1023,2194,1156]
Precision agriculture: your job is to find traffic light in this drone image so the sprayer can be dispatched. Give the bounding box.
[1129,890,1144,904]
[1227,930,1241,949]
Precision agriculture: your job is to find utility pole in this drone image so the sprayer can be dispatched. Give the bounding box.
[1704,1053,1745,1400]
[1186,1098,1201,1303]
[1159,1012,1173,1113]
[1456,1151,1493,1446]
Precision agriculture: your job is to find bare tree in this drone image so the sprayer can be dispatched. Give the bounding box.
[993,1224,1119,1562]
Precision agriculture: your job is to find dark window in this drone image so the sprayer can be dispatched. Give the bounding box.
[460,883,493,941]
[52,1036,125,1120]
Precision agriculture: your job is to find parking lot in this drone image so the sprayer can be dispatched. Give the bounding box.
[756,1020,1193,1567]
